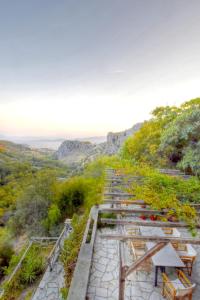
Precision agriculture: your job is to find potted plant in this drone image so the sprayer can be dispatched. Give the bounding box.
[140,215,146,220]
[150,214,157,221]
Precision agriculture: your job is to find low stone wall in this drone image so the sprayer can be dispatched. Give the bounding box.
[67,206,98,300]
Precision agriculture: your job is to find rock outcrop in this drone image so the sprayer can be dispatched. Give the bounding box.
[54,140,95,164]
[55,123,142,165]
[104,123,142,154]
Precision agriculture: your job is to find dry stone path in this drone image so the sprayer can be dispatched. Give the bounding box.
[32,225,71,300]
[32,262,65,300]
[87,228,119,300]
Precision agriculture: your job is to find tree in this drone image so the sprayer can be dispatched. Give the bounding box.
[122,120,164,166]
[160,108,200,174]
[11,170,57,236]
[57,177,86,216]
[0,229,14,278]
[43,204,61,234]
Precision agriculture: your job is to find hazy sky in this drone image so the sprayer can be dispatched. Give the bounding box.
[1,0,200,138]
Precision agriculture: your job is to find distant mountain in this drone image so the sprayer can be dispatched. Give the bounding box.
[0,136,106,150]
[0,140,30,158]
[0,123,141,166]
[0,140,54,166]
[55,123,142,165]
[0,137,65,150]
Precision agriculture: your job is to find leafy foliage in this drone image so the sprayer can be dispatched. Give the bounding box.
[122,98,200,175]
[1,97,200,297]
[11,170,57,236]
[122,120,163,165]
[60,158,105,297]
[0,229,14,278]
[61,213,88,297]
[160,108,200,174]
[2,244,48,300]
[20,245,45,284]
[128,169,198,229]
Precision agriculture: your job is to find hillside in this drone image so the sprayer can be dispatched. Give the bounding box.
[0,140,68,221]
[1,98,200,300]
[0,140,53,160]
[55,123,142,164]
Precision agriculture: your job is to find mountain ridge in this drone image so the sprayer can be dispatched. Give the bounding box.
[55,123,142,164]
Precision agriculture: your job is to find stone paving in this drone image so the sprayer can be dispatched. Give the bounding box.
[32,226,72,300]
[87,228,119,300]
[88,172,200,299]
[32,262,65,300]
[87,225,200,300]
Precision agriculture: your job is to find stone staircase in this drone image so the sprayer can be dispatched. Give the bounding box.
[31,220,72,300]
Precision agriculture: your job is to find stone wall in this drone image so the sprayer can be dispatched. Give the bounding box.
[67,207,99,300]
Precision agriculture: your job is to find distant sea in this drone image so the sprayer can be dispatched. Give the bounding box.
[0,135,106,150]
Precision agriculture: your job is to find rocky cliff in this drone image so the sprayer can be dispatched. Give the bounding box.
[104,123,142,154]
[55,123,142,164]
[54,140,95,164]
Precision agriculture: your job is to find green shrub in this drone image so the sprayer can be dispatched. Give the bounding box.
[0,229,14,278]
[60,287,68,299]
[128,169,197,230]
[61,213,88,295]
[20,246,45,284]
[57,177,87,216]
[98,212,117,229]
[2,243,46,300]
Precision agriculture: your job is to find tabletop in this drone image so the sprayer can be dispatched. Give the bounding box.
[146,242,185,267]
[139,226,184,267]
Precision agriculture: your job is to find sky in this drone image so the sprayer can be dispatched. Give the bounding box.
[0,0,200,138]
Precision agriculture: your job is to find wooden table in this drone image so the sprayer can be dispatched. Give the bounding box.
[140,226,185,286]
[146,242,185,286]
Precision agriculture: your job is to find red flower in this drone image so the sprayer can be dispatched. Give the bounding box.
[150,215,157,221]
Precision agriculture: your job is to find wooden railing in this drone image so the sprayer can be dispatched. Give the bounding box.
[0,220,72,299]
[47,219,72,271]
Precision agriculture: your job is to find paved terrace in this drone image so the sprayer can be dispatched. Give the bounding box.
[87,218,200,300]
[67,170,200,300]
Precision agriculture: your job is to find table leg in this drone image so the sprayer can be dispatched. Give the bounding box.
[155,266,158,286]
[155,266,165,286]
[160,266,165,273]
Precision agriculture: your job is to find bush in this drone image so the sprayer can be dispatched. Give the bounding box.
[57,177,87,216]
[0,229,14,278]
[2,244,46,300]
[20,245,45,284]
[61,213,88,295]
[11,170,57,236]
[98,212,117,229]
[128,169,197,230]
